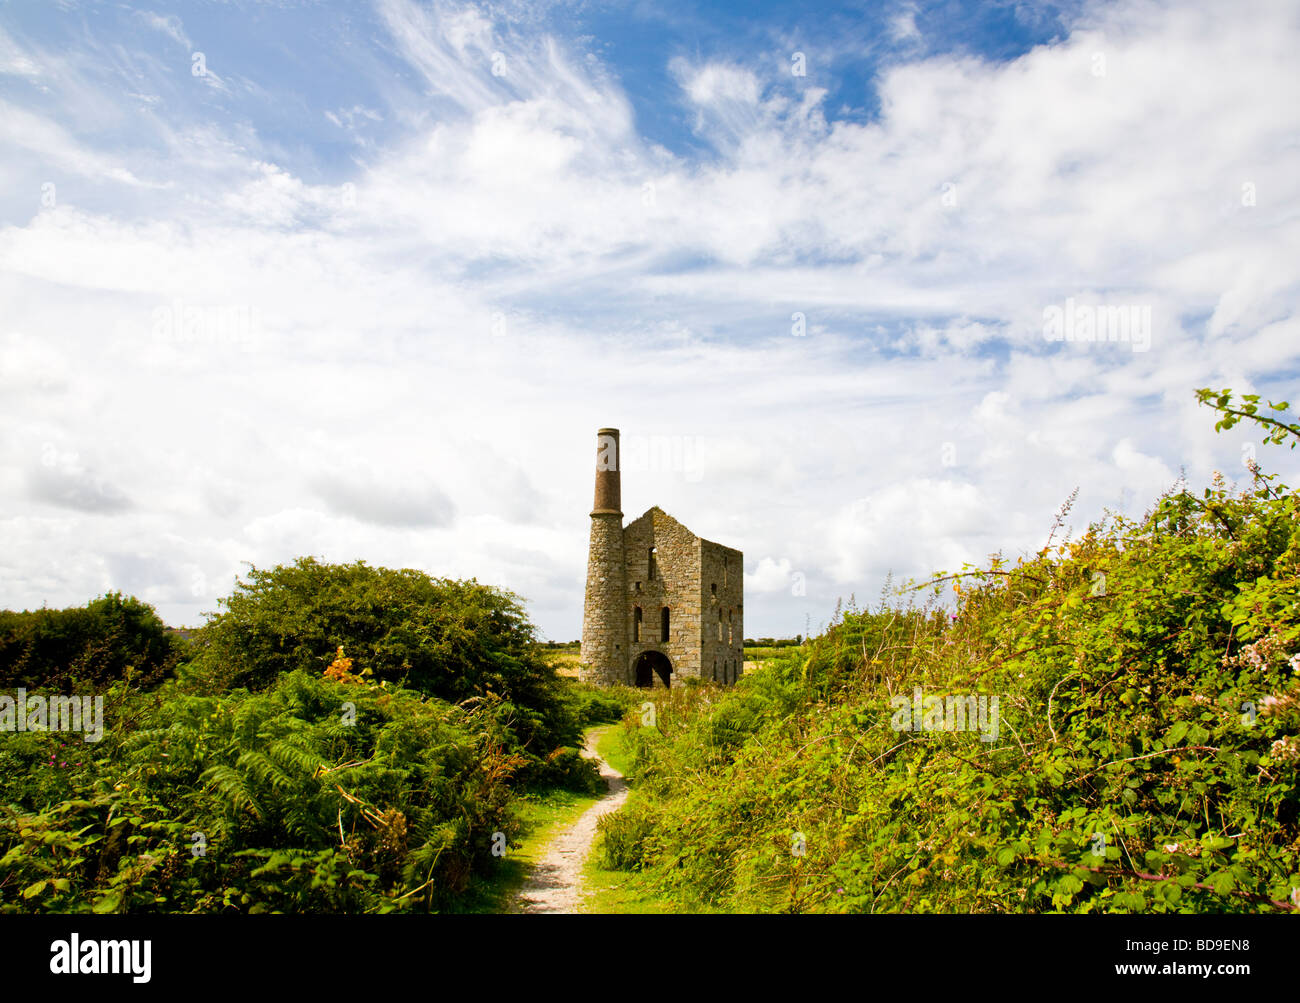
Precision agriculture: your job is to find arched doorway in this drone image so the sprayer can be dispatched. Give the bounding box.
[633,650,673,689]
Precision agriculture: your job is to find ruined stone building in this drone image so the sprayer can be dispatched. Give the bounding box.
[580,428,743,688]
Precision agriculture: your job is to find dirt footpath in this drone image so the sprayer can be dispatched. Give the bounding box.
[514,730,628,914]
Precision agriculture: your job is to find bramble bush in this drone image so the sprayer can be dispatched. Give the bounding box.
[1,562,627,912]
[0,668,535,913]
[596,389,1300,913]
[186,559,576,752]
[0,593,179,690]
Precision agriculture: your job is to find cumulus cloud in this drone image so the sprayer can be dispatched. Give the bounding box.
[313,470,456,528]
[0,0,1295,638]
[26,456,132,514]
[745,556,797,594]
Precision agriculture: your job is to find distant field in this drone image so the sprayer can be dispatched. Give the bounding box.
[540,646,582,677]
[542,643,797,679]
[742,644,798,675]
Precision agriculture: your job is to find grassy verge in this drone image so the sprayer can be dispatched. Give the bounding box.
[579,836,678,913]
[455,723,615,912]
[581,722,683,913]
[455,783,605,912]
[592,722,636,777]
[539,645,582,678]
[743,644,800,676]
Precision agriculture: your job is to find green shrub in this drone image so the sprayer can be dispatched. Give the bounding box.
[598,389,1300,913]
[0,593,178,689]
[559,680,639,728]
[186,558,576,754]
[0,669,524,913]
[596,801,661,871]
[533,746,605,794]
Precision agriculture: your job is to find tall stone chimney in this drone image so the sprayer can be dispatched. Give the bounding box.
[580,428,627,685]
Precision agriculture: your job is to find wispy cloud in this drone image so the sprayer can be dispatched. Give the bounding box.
[136,11,192,50]
[0,0,1295,639]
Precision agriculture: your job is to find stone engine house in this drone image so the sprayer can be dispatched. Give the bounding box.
[580,428,743,689]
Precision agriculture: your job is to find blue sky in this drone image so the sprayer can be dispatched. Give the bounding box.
[0,0,1089,195]
[1,0,1297,640]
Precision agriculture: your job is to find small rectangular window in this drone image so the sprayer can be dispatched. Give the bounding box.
[661,606,670,642]
[633,606,642,642]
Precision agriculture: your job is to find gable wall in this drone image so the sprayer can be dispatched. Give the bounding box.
[700,540,744,683]
[622,510,703,681]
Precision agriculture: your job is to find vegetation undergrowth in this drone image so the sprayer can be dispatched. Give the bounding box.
[1,560,636,913]
[591,389,1300,913]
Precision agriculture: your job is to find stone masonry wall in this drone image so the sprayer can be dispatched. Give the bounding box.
[579,512,627,685]
[581,497,742,688]
[622,508,702,684]
[700,539,744,683]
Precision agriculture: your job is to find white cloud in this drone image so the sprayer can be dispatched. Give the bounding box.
[137,12,192,50]
[0,0,1296,639]
[0,26,41,76]
[746,556,797,594]
[889,3,922,43]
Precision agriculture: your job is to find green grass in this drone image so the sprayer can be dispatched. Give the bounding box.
[580,723,683,913]
[592,722,636,778]
[464,721,683,913]
[539,646,582,677]
[455,778,604,912]
[456,723,628,912]
[579,835,679,914]
[742,645,792,662]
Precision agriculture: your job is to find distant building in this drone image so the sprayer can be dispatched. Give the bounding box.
[580,428,743,688]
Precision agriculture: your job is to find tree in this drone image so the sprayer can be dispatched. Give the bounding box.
[187,558,577,752]
[0,592,177,689]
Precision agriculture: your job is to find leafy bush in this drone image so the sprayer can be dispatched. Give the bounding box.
[0,593,178,689]
[186,558,575,754]
[596,390,1300,913]
[0,669,526,913]
[559,681,639,728]
[534,746,605,794]
[596,801,661,870]
[0,562,618,914]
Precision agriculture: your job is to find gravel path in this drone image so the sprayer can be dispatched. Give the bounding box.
[514,730,628,914]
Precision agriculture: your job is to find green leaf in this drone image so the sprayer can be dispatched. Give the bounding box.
[1210,871,1235,895]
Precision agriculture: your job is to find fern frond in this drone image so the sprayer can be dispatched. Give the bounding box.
[201,763,262,819]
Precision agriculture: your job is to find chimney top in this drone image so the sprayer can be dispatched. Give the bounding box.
[591,428,622,516]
